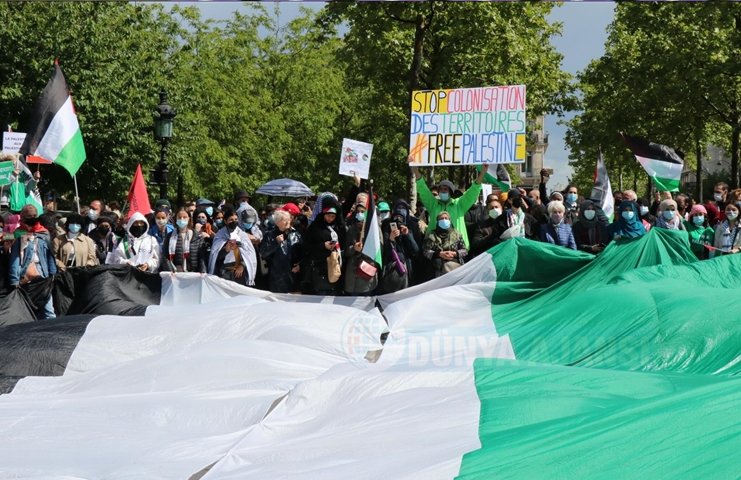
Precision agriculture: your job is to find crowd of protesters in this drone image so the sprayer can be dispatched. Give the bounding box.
[2,162,739,320]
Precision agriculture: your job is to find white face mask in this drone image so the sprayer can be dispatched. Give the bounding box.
[156,218,168,227]
[489,208,502,220]
[714,192,724,202]
[583,210,596,221]
[726,211,738,221]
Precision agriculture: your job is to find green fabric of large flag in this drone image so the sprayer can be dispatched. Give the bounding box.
[475,164,511,191]
[457,359,740,479]
[19,63,86,177]
[485,228,740,375]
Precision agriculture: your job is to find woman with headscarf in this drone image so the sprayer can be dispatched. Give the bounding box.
[302,197,346,294]
[572,200,610,253]
[208,206,257,285]
[379,200,420,293]
[654,198,685,231]
[539,200,577,250]
[109,212,161,272]
[343,202,379,295]
[609,201,646,240]
[423,211,467,278]
[308,192,339,225]
[684,204,714,259]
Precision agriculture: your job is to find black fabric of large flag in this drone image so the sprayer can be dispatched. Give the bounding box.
[619,132,684,164]
[18,63,69,157]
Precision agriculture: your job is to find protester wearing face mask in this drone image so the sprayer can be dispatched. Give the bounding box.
[195,198,215,219]
[193,208,215,240]
[704,182,728,226]
[84,199,105,233]
[209,207,257,285]
[89,215,117,264]
[684,204,714,259]
[409,156,489,249]
[260,209,304,293]
[423,211,467,278]
[160,209,194,273]
[377,202,391,222]
[636,198,655,232]
[655,199,685,231]
[212,210,225,231]
[149,206,174,249]
[470,197,505,256]
[492,189,538,242]
[9,205,57,319]
[610,201,646,240]
[572,200,610,254]
[562,185,579,217]
[342,203,379,296]
[52,213,99,271]
[378,200,420,293]
[303,199,346,294]
[539,201,576,250]
[109,212,160,272]
[711,203,741,256]
[237,202,263,247]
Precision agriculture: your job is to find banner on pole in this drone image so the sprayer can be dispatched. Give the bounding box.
[409,85,527,166]
[339,138,373,180]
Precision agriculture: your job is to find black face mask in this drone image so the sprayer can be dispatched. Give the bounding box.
[23,216,39,226]
[129,225,147,238]
[511,198,523,209]
[226,221,237,231]
[98,226,111,235]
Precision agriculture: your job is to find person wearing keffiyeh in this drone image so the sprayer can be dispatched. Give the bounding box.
[654,199,686,231]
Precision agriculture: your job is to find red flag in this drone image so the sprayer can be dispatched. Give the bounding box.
[127,164,152,220]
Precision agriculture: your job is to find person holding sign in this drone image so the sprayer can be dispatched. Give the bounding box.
[409,155,488,249]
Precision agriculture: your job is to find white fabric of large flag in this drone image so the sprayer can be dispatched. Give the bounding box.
[0,252,515,480]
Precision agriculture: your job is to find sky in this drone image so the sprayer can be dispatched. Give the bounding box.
[184,1,616,190]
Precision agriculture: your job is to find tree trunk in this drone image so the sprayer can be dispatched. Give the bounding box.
[407,14,428,212]
[695,139,703,202]
[731,123,740,189]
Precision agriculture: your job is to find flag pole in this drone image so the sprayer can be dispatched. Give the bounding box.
[73,174,81,214]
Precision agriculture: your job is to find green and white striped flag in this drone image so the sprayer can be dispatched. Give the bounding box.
[476,164,511,191]
[19,61,86,177]
[620,132,683,192]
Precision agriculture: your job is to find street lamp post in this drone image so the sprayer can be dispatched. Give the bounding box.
[153,89,176,201]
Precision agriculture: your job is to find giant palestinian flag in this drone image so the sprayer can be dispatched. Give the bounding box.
[620,132,683,192]
[0,230,739,478]
[19,62,86,177]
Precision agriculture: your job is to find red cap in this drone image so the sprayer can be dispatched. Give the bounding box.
[280,203,301,216]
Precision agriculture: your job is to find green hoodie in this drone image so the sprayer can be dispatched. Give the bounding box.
[416,177,482,248]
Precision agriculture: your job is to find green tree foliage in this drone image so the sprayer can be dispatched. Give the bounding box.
[0,2,178,203]
[0,2,572,209]
[567,2,741,195]
[320,1,573,200]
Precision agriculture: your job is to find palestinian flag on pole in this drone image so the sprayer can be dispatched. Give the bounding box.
[590,150,614,220]
[19,61,86,177]
[620,132,683,192]
[360,182,382,269]
[476,164,511,191]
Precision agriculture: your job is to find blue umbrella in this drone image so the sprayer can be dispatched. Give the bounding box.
[256,178,313,197]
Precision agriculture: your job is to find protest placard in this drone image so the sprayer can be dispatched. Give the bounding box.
[2,132,26,154]
[0,161,14,187]
[408,85,527,166]
[339,138,373,179]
